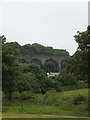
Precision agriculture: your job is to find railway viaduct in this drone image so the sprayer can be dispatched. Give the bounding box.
[20,55,69,71]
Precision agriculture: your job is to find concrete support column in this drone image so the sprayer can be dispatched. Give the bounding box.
[58,61,61,72]
[42,58,46,65]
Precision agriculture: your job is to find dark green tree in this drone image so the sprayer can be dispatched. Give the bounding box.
[74,26,89,86]
[16,73,39,93]
[2,36,19,99]
[61,26,89,82]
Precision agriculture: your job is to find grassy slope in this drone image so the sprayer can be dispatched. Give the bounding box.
[2,88,89,117]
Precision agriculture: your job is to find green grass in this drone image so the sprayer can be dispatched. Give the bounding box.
[2,104,88,116]
[2,113,63,118]
[3,88,89,117]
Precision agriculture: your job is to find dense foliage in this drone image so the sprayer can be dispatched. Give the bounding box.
[1,26,89,99]
[60,26,89,85]
[2,36,19,99]
[4,42,69,56]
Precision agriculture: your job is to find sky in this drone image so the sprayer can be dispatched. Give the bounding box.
[0,0,88,55]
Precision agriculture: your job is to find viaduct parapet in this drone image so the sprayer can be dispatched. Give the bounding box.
[20,55,69,71]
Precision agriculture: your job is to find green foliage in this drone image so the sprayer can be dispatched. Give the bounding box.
[16,73,39,93]
[65,51,88,80]
[0,35,6,44]
[3,89,88,116]
[46,77,62,92]
[74,26,89,52]
[9,91,34,101]
[4,42,69,56]
[57,70,77,86]
[5,42,22,55]
[73,26,89,80]
[60,26,89,83]
[77,80,88,89]
[18,91,34,101]
[23,64,47,93]
[2,37,19,99]
[16,63,56,94]
[73,94,85,105]
[44,89,88,112]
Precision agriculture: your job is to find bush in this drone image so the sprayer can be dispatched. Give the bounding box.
[20,91,33,100]
[77,80,88,89]
[73,94,85,105]
[13,91,34,101]
[44,89,88,112]
[57,72,77,86]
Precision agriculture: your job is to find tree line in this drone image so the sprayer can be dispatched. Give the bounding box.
[3,41,69,56]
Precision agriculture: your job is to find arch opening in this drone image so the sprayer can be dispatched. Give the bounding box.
[31,58,42,67]
[44,59,59,73]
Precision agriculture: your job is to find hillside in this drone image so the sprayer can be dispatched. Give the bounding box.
[5,42,70,56]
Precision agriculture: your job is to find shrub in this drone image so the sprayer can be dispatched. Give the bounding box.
[57,72,77,86]
[73,94,85,105]
[13,91,34,101]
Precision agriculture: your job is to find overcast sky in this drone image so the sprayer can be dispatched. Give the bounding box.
[0,1,88,55]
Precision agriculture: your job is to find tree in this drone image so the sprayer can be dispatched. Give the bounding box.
[5,42,22,55]
[74,26,89,52]
[74,26,90,86]
[0,35,6,44]
[23,64,48,94]
[61,27,89,82]
[16,73,39,93]
[57,69,77,86]
[56,26,89,89]
[74,26,89,80]
[2,36,19,99]
[17,63,48,94]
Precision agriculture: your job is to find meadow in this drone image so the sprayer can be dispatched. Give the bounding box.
[2,88,89,118]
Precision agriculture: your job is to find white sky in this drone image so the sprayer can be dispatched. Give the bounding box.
[0,0,88,55]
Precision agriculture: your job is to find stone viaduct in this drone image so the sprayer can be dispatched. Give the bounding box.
[20,55,69,71]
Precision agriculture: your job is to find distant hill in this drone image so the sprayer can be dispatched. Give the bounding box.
[5,42,70,56]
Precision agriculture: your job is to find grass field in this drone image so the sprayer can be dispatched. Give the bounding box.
[2,113,64,118]
[2,104,88,116]
[2,88,89,118]
[2,113,90,119]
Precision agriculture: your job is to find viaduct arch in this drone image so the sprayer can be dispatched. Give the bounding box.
[21,55,69,71]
